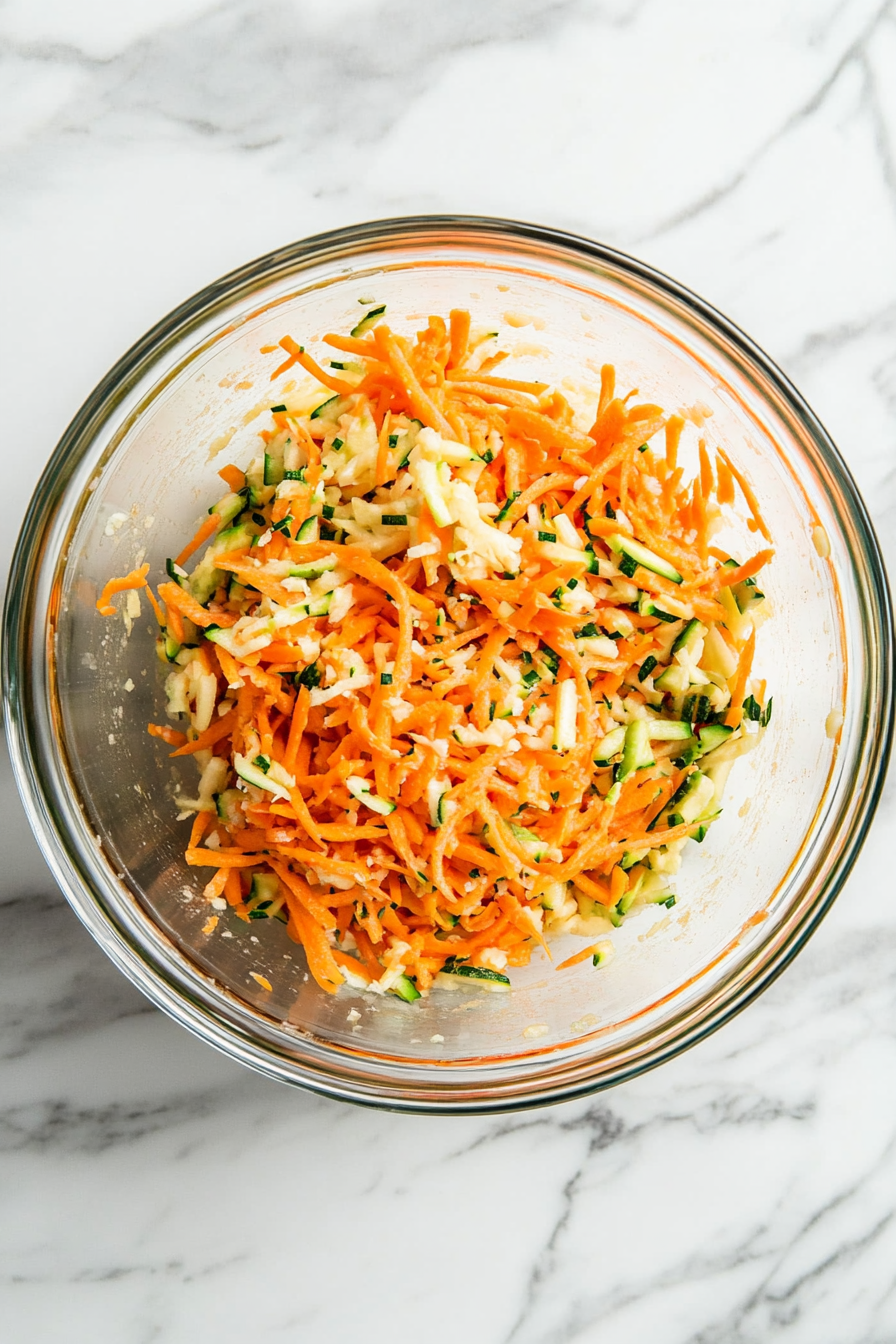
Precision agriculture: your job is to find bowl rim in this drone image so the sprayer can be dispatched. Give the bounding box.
[3,213,893,1113]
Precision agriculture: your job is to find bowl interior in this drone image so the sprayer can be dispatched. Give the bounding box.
[34,225,875,1104]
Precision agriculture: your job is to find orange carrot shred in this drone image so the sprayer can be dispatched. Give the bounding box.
[96,563,150,616]
[715,451,735,506]
[556,943,603,972]
[274,336,357,395]
[175,513,220,568]
[718,549,774,588]
[148,722,187,748]
[725,627,757,727]
[218,464,247,492]
[447,309,471,369]
[716,447,772,542]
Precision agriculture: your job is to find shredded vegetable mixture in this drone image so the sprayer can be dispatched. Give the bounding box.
[98,306,774,1000]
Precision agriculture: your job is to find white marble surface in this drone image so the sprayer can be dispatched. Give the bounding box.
[2,2,895,1340]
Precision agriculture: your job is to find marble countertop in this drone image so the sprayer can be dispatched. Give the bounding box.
[2,2,895,1340]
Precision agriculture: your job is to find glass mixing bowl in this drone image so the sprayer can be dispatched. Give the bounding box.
[4,217,892,1112]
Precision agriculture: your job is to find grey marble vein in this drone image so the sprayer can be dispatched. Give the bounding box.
[642,0,895,244]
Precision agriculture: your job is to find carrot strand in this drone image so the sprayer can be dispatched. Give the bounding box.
[175,513,220,568]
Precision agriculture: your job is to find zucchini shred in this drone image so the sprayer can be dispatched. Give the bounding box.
[99,308,774,1003]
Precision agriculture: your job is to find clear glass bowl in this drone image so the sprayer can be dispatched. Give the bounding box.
[4,217,892,1112]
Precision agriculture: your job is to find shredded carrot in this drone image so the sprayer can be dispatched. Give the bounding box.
[218,464,247,492]
[175,513,220,568]
[203,868,230,900]
[717,549,774,589]
[270,335,345,391]
[716,447,772,542]
[96,563,150,616]
[610,865,628,905]
[715,451,734,506]
[100,304,774,1000]
[165,599,185,644]
[507,406,595,457]
[665,415,684,471]
[286,902,344,994]
[186,848,261,868]
[144,584,166,628]
[268,860,337,930]
[276,336,358,396]
[596,365,615,419]
[556,943,603,972]
[224,868,242,906]
[158,581,230,630]
[169,709,237,757]
[571,871,613,905]
[448,308,471,369]
[147,722,187,747]
[725,627,757,728]
[189,810,213,849]
[374,326,455,439]
[322,332,380,359]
